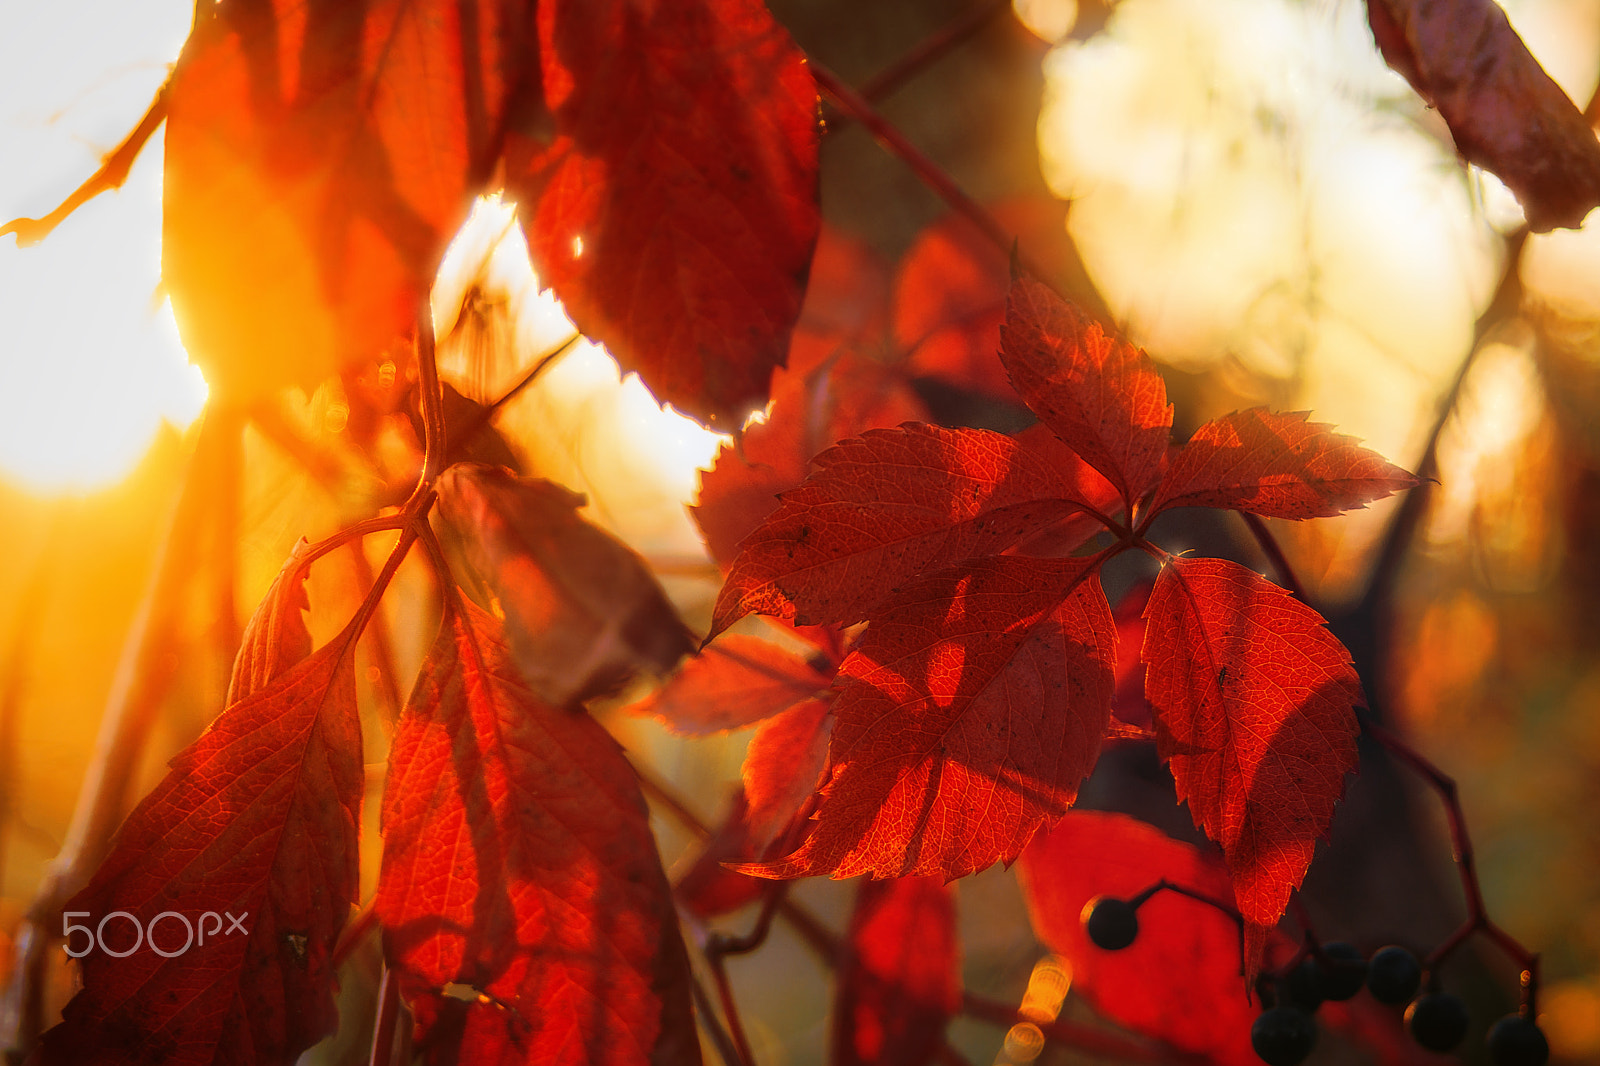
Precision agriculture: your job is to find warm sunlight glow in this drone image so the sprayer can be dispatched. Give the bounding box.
[0,0,202,493]
[1012,0,1078,43]
[1036,0,1501,466]
[433,196,725,558]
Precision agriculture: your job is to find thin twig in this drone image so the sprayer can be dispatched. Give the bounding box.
[825,0,1014,130]
[810,63,1055,286]
[705,953,758,1066]
[1,82,169,246]
[366,965,401,1066]
[447,332,583,462]
[415,305,448,485]
[1359,715,1540,1010]
[688,966,746,1066]
[1240,512,1308,603]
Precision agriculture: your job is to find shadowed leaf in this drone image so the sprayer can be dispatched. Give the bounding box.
[378,601,700,1066]
[623,633,829,736]
[35,621,364,1065]
[435,463,694,707]
[1367,0,1600,232]
[508,0,820,429]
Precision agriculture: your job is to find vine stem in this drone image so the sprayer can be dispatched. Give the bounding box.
[1242,512,1541,1011]
[367,965,402,1066]
[636,768,1202,1064]
[687,966,747,1066]
[1359,715,1540,1009]
[810,63,1055,287]
[824,0,1014,130]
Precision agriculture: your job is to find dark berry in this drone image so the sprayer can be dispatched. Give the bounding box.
[1406,992,1471,1052]
[1312,942,1368,1001]
[1082,896,1139,950]
[1285,959,1324,1013]
[1487,1014,1549,1066]
[1367,945,1423,1005]
[1251,1006,1317,1066]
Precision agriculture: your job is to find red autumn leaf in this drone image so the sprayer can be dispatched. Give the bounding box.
[999,276,1172,509]
[1150,408,1420,521]
[378,600,700,1066]
[710,424,1107,638]
[1141,557,1361,978]
[508,0,821,429]
[694,349,926,571]
[623,633,830,735]
[744,555,1115,880]
[833,877,961,1066]
[35,620,364,1065]
[163,0,526,399]
[435,463,694,707]
[742,694,833,851]
[1367,0,1600,232]
[1017,810,1292,1065]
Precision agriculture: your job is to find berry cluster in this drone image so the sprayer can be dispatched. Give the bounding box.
[1079,895,1550,1065]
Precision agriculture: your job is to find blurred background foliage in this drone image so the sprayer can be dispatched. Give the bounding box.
[1,0,1599,1062]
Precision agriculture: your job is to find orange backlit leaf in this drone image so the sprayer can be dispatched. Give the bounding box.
[742,555,1115,880]
[35,624,364,1066]
[377,601,699,1066]
[508,0,821,429]
[1150,408,1419,520]
[834,877,961,1066]
[999,276,1172,510]
[163,0,527,398]
[435,463,695,707]
[710,424,1108,638]
[1141,557,1361,979]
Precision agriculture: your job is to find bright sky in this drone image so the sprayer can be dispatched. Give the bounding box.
[0,0,204,493]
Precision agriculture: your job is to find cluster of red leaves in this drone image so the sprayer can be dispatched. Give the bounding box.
[708,273,1418,980]
[34,468,711,1065]
[162,0,819,428]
